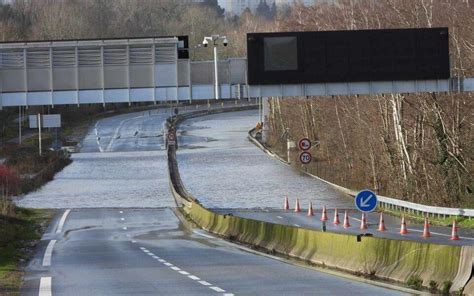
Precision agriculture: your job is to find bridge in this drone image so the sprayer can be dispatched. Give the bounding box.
[1,30,473,109]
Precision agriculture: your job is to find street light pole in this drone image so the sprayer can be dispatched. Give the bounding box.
[202,35,228,100]
[213,44,219,100]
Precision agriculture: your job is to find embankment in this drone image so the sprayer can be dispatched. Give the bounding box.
[166,106,473,293]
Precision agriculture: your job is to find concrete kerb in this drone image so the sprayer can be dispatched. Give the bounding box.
[166,107,472,293]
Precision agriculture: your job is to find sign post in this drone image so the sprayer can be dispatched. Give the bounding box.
[355,190,378,213]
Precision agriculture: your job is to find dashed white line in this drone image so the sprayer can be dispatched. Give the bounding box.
[39,277,52,296]
[277,216,283,219]
[120,218,125,221]
[139,246,231,294]
[119,211,123,214]
[198,280,212,286]
[56,209,71,233]
[294,224,301,227]
[123,227,127,230]
[131,240,137,243]
[42,240,56,267]
[210,286,226,292]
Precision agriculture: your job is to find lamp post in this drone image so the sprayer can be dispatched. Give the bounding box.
[202,35,228,100]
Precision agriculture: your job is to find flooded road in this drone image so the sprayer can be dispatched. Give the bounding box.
[16,106,352,209]
[177,110,353,209]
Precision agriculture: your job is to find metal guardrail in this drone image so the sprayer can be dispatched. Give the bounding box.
[248,128,474,219]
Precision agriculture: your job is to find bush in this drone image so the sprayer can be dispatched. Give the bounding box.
[407,275,423,290]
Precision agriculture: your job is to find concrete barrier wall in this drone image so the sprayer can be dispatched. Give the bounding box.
[166,106,473,292]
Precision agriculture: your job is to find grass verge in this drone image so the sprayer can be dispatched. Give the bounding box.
[0,208,54,295]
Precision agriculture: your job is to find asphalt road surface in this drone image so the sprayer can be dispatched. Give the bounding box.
[18,104,410,295]
[22,208,407,296]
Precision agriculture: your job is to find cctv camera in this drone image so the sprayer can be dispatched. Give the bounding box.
[223,38,228,47]
[202,39,209,47]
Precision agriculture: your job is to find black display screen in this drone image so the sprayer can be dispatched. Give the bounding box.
[247,28,450,85]
[263,36,298,71]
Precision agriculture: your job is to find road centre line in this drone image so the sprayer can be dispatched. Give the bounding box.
[56,209,71,233]
[139,247,231,294]
[42,240,57,267]
[39,277,52,296]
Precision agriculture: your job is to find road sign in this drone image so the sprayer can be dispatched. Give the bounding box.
[167,131,176,146]
[298,138,311,151]
[29,114,61,128]
[355,190,378,212]
[299,151,312,164]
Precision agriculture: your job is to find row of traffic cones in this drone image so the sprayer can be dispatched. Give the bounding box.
[284,196,461,240]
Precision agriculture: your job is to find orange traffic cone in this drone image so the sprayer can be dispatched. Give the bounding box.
[294,199,301,213]
[284,196,289,211]
[400,215,409,235]
[422,217,431,238]
[450,220,460,241]
[320,205,328,221]
[378,212,387,231]
[307,201,314,216]
[343,211,351,228]
[333,208,340,225]
[360,213,368,230]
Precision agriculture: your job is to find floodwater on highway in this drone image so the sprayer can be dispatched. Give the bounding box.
[177,110,353,209]
[15,107,353,209]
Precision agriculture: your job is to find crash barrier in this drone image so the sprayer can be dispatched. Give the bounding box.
[166,107,473,293]
[247,128,474,220]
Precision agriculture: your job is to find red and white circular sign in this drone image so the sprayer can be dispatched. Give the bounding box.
[299,151,312,164]
[298,138,311,151]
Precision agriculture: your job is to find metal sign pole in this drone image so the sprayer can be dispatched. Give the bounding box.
[37,113,42,156]
[19,106,22,144]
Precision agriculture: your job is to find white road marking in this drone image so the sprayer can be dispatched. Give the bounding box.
[198,281,212,286]
[210,287,226,292]
[131,240,137,243]
[123,227,127,230]
[277,216,283,219]
[42,240,56,267]
[39,277,52,296]
[56,209,71,233]
[106,115,144,152]
[138,245,233,294]
[119,211,123,214]
[152,256,159,259]
[294,224,301,227]
[120,218,125,221]
[223,294,235,296]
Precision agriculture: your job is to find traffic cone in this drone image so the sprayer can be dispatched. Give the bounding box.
[307,201,314,216]
[294,199,301,213]
[333,208,340,225]
[320,205,328,221]
[343,211,351,228]
[283,196,289,211]
[450,220,460,241]
[422,217,431,238]
[360,213,368,230]
[378,212,387,231]
[400,215,409,235]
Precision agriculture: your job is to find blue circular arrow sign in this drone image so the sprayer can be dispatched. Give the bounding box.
[355,190,378,212]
